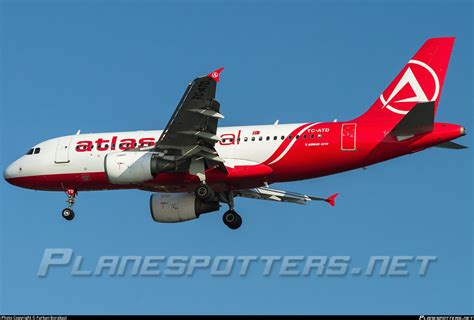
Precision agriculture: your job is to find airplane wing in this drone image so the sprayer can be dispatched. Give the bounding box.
[235,187,338,206]
[152,68,226,173]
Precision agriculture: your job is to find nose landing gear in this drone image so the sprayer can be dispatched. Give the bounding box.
[62,189,76,221]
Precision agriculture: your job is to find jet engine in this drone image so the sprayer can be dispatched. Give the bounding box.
[150,193,220,223]
[105,151,176,184]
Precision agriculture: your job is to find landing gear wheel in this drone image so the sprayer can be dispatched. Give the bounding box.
[62,189,77,221]
[195,183,214,202]
[62,208,75,221]
[223,210,242,230]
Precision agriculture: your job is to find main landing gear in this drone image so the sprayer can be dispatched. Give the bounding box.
[62,189,76,221]
[195,183,215,202]
[222,191,242,230]
[222,209,242,230]
[194,183,242,230]
[195,183,243,230]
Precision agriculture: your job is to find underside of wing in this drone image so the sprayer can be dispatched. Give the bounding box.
[152,68,227,173]
[235,187,338,206]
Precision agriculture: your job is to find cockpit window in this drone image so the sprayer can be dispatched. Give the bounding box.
[25,148,41,155]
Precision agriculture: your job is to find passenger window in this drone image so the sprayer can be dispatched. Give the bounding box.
[288,135,292,140]
[237,138,241,142]
[244,137,248,142]
[296,135,300,139]
[303,134,307,139]
[259,136,263,141]
[34,148,41,154]
[266,136,270,141]
[251,137,255,141]
[274,136,277,140]
[281,135,285,140]
[26,148,34,155]
[229,138,233,143]
[310,134,315,139]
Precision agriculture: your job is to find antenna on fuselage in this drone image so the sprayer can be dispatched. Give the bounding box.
[75,130,81,135]
[333,119,338,122]
[274,120,279,125]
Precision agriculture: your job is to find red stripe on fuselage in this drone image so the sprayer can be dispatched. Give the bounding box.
[262,122,314,165]
[5,172,115,191]
[5,163,274,193]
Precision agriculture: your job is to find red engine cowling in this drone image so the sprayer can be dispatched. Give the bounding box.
[150,193,219,223]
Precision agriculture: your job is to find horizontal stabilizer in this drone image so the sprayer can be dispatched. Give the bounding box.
[389,102,434,137]
[434,141,467,149]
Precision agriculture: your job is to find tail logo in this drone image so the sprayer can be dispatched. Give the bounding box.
[380,59,439,115]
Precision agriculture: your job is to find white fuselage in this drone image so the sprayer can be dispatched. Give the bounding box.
[4,123,313,182]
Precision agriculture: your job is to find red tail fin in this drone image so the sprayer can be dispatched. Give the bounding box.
[355,37,455,128]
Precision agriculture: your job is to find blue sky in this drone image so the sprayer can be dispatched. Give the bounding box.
[1,0,472,315]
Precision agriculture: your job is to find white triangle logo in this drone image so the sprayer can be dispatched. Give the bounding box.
[380,60,439,115]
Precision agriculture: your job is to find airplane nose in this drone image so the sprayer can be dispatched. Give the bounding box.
[4,164,14,182]
[4,159,39,189]
[4,161,20,184]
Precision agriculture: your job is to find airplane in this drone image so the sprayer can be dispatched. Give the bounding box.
[3,37,467,230]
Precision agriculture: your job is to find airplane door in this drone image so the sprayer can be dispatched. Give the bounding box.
[341,123,357,151]
[55,136,73,163]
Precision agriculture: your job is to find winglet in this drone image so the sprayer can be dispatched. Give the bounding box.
[208,67,224,82]
[325,193,339,207]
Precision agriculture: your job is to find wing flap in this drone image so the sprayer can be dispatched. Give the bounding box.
[177,131,220,143]
[188,108,224,119]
